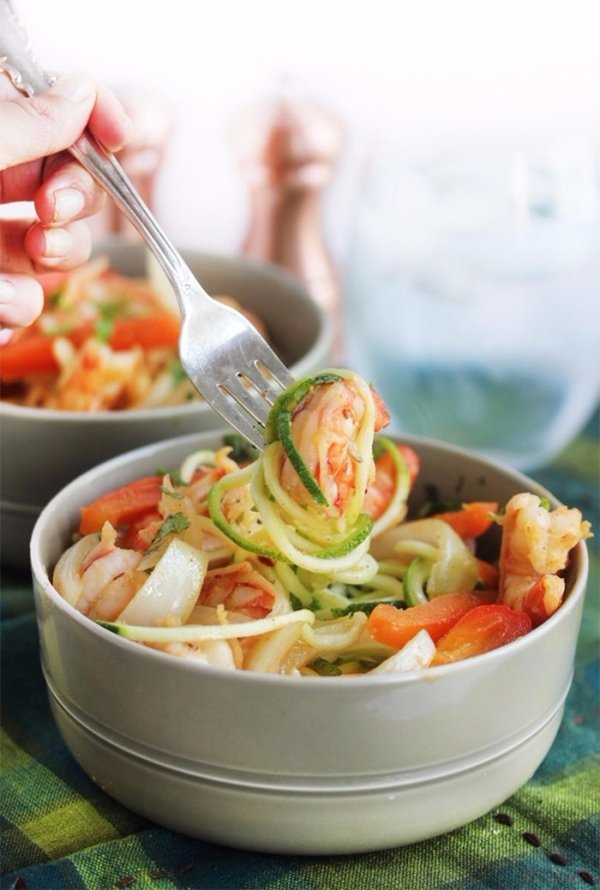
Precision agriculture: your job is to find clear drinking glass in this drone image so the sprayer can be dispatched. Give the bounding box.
[343,140,600,469]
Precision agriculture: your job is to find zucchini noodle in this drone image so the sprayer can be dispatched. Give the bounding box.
[53,368,586,677]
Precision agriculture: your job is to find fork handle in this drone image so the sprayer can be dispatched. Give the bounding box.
[0,0,198,314]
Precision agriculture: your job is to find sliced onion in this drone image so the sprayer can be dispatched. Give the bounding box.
[117,538,208,626]
[52,534,100,607]
[370,629,436,674]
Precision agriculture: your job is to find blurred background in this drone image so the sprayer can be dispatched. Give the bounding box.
[17,0,600,253]
[14,0,600,467]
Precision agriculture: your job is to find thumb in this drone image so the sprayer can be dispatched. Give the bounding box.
[0,73,96,172]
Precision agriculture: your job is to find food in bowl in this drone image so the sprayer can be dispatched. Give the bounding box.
[0,256,267,411]
[52,369,591,676]
[31,413,591,852]
[0,244,331,569]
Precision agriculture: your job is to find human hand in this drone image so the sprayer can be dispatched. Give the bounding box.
[0,71,132,330]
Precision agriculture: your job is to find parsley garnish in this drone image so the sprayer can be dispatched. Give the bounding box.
[149,512,190,549]
[159,485,183,499]
[222,433,259,464]
[169,359,188,384]
[331,598,406,618]
[289,592,304,611]
[170,469,186,487]
[418,483,461,517]
[309,657,342,676]
[93,299,128,343]
[154,468,185,487]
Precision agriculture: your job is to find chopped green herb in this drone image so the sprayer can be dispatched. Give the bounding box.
[159,485,183,499]
[222,433,259,464]
[156,468,185,487]
[149,512,190,549]
[539,496,551,511]
[418,483,461,517]
[93,299,128,342]
[94,315,115,343]
[170,469,186,487]
[169,358,188,384]
[358,658,380,670]
[48,290,64,309]
[331,599,405,618]
[289,592,304,611]
[309,595,322,612]
[309,657,342,676]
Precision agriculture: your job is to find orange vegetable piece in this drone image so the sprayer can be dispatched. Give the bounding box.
[79,476,163,536]
[109,313,180,351]
[476,558,499,589]
[432,604,532,665]
[367,590,496,649]
[433,501,498,538]
[0,336,58,381]
[0,313,180,383]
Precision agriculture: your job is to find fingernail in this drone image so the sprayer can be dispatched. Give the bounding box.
[49,72,95,103]
[53,187,85,222]
[0,279,15,304]
[43,227,73,257]
[0,328,14,345]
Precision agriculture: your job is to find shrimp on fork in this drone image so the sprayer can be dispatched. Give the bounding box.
[279,375,390,519]
[498,493,592,625]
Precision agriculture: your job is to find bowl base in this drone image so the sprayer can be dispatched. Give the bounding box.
[49,691,563,855]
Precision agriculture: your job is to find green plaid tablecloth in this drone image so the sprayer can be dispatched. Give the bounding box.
[2,418,599,890]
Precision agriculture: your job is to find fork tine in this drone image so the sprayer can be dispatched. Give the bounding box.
[220,374,272,426]
[243,339,295,390]
[236,363,285,407]
[200,385,267,451]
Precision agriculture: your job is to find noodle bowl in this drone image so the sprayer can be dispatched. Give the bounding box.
[1,244,331,567]
[30,430,589,852]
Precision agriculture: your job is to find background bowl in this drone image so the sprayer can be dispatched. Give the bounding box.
[1,243,331,567]
[30,430,589,855]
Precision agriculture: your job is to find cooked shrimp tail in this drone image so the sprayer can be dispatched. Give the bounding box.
[498,492,592,624]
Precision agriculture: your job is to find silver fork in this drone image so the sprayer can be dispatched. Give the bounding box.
[0,0,294,450]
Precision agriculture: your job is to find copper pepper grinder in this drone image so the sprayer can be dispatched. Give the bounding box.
[230,95,343,360]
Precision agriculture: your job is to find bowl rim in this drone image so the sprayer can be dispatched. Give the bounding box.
[30,430,590,688]
[0,249,332,423]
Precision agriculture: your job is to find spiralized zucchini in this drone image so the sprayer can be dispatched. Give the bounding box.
[53,368,581,677]
[208,370,382,580]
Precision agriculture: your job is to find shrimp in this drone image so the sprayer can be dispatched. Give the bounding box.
[498,493,592,624]
[75,522,143,616]
[279,378,390,517]
[199,562,281,619]
[364,445,420,521]
[87,570,146,621]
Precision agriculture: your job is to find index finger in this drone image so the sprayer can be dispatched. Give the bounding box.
[0,73,97,171]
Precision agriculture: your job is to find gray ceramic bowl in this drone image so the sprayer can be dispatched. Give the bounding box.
[2,243,331,567]
[30,431,589,854]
